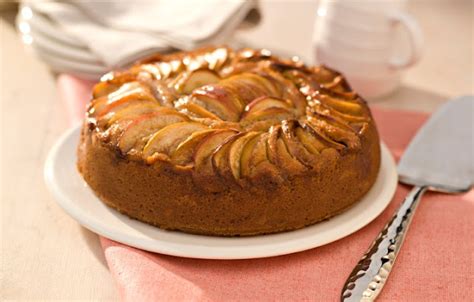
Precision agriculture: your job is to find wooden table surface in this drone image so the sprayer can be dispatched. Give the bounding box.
[1,1,472,300]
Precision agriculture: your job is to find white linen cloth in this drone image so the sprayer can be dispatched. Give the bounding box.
[26,0,258,67]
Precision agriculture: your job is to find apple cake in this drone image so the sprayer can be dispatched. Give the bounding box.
[77,46,381,236]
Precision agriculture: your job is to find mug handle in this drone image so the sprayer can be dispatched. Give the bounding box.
[388,11,423,69]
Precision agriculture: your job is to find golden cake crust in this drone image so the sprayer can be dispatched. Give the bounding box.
[77,46,381,236]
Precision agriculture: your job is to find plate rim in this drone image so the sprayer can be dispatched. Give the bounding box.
[44,125,398,259]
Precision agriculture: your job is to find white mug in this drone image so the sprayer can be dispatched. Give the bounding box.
[313,0,423,99]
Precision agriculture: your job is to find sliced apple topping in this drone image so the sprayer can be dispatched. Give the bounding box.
[244,96,291,113]
[317,94,363,115]
[143,122,208,162]
[300,118,345,150]
[93,72,136,98]
[295,123,327,153]
[310,102,368,125]
[91,81,157,115]
[195,84,245,113]
[191,89,240,121]
[239,133,263,178]
[240,107,295,125]
[266,126,306,175]
[226,131,261,181]
[220,73,273,104]
[246,132,283,182]
[117,111,188,154]
[211,133,244,179]
[170,129,217,167]
[306,114,360,150]
[177,69,221,94]
[103,102,163,127]
[281,120,317,167]
[214,132,259,180]
[150,81,179,107]
[176,102,222,120]
[193,130,239,179]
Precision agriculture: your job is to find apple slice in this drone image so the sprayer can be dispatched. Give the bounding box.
[305,115,359,150]
[117,111,188,154]
[239,132,263,178]
[176,102,222,120]
[180,69,221,94]
[170,129,217,167]
[193,129,238,179]
[244,96,292,113]
[92,72,136,98]
[267,125,306,175]
[295,123,327,154]
[228,131,261,181]
[143,122,208,162]
[310,102,368,125]
[211,133,244,179]
[240,107,294,124]
[318,94,363,115]
[195,84,245,114]
[91,81,156,115]
[299,118,345,150]
[280,120,317,167]
[223,73,277,103]
[247,132,283,183]
[238,72,280,96]
[191,90,240,121]
[105,103,168,126]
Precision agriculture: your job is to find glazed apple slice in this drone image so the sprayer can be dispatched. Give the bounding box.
[97,100,160,129]
[191,89,240,121]
[247,132,283,183]
[92,71,136,98]
[262,69,307,112]
[239,132,263,178]
[237,72,280,96]
[143,122,208,162]
[91,81,156,115]
[117,111,188,154]
[240,107,294,124]
[305,115,360,149]
[106,102,168,126]
[170,129,217,167]
[267,125,306,175]
[176,102,222,120]
[280,120,317,167]
[318,94,363,115]
[295,123,327,154]
[299,118,345,151]
[211,133,244,179]
[196,84,245,114]
[222,73,276,103]
[179,69,221,94]
[244,96,292,113]
[193,129,239,179]
[228,131,261,181]
[310,101,368,125]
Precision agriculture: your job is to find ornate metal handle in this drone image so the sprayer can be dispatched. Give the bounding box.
[341,186,428,302]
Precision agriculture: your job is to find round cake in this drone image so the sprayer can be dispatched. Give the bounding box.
[77,46,381,236]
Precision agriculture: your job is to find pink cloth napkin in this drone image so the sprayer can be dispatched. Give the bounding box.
[58,74,473,302]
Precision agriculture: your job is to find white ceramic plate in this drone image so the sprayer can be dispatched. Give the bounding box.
[44,125,398,260]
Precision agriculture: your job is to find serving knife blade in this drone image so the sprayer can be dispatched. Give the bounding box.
[341,96,474,302]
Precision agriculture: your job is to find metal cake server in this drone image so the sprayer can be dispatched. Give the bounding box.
[341,96,474,302]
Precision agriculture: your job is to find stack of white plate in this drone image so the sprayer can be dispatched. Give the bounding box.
[16,4,109,80]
